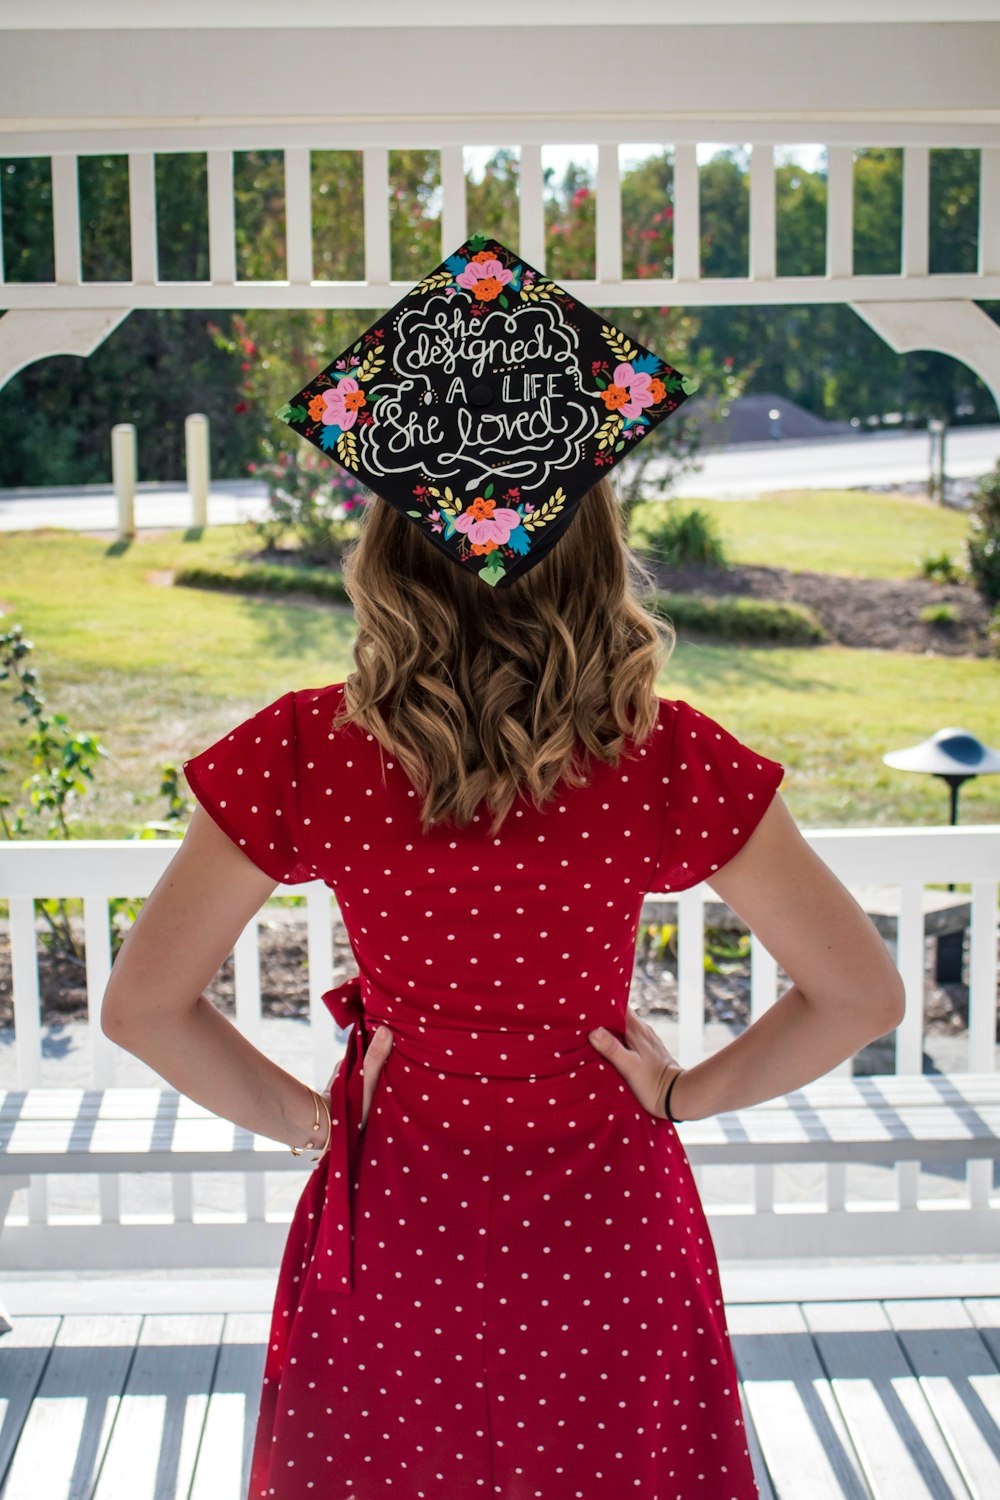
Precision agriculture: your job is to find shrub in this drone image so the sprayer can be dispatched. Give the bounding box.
[967,461,1000,603]
[174,561,352,606]
[652,591,827,645]
[249,443,373,564]
[628,501,729,567]
[919,602,959,626]
[917,550,966,584]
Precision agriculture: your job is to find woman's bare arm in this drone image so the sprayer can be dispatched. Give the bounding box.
[592,793,906,1120]
[100,803,392,1147]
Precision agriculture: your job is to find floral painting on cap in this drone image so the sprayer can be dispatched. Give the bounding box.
[277,233,699,589]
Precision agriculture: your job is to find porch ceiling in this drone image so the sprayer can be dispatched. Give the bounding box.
[1,16,998,148]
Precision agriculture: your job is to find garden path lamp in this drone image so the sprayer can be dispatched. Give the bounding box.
[882,727,1000,982]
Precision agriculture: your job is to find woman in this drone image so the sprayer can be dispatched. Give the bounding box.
[101,474,905,1499]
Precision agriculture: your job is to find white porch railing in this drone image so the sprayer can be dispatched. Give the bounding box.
[1,137,999,311]
[0,826,997,1268]
[1,134,1000,407]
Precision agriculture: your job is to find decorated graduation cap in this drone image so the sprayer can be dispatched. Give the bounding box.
[275,232,699,589]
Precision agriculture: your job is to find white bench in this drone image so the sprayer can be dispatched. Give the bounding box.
[2,1071,998,1317]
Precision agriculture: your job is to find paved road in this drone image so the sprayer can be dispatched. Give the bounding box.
[1,425,998,532]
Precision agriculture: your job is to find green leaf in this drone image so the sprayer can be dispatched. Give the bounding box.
[406,510,423,518]
[614,441,626,453]
[498,294,508,309]
[483,483,494,498]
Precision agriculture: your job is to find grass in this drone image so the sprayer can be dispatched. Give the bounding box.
[665,488,971,579]
[0,493,998,842]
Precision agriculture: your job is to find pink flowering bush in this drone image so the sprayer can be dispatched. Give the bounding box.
[248,441,374,565]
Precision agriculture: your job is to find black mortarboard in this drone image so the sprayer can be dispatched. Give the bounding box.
[275,232,699,589]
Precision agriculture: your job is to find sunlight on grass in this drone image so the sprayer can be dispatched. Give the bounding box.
[0,515,998,838]
[668,488,970,579]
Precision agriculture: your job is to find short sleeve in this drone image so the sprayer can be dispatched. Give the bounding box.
[181,690,314,885]
[652,698,785,893]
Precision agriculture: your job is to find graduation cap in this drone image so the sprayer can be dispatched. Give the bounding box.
[275,232,699,589]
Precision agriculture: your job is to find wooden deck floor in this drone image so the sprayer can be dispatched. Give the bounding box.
[0,1272,998,1499]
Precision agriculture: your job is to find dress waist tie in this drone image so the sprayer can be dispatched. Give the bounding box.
[306,973,619,1298]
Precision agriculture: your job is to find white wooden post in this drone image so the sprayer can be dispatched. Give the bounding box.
[111,422,136,539]
[185,412,210,526]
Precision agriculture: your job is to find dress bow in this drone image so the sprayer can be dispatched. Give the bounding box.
[308,973,370,1295]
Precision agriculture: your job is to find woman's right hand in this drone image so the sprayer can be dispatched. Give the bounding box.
[321,1024,394,1134]
[588,1005,686,1120]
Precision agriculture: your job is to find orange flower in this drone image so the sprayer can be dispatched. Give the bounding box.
[343,389,367,414]
[307,393,326,422]
[648,377,667,404]
[470,538,499,556]
[601,384,629,412]
[471,277,504,302]
[467,496,497,520]
[472,249,496,263]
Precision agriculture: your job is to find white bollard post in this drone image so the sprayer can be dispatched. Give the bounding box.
[111,423,136,539]
[185,412,210,527]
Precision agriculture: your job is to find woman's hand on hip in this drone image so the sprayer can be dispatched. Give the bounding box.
[588,1006,683,1120]
[321,1025,394,1133]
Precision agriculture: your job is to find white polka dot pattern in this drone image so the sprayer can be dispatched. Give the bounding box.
[185,684,765,1498]
[181,689,315,886]
[652,699,785,893]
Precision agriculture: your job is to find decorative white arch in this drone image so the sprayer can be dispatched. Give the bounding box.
[851,300,1000,417]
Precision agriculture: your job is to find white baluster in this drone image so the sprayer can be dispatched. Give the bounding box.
[517,145,545,271]
[671,143,699,283]
[979,147,1000,278]
[284,147,313,286]
[596,143,622,287]
[128,150,158,286]
[207,148,236,285]
[51,153,81,286]
[902,145,929,279]
[826,144,854,280]
[749,143,776,282]
[362,146,391,286]
[440,146,468,255]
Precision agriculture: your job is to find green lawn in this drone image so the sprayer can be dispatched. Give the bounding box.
[666,487,970,578]
[0,495,997,840]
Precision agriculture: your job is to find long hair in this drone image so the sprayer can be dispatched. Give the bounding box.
[331,474,677,836]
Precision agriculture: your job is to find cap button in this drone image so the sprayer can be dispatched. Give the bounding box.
[469,382,494,407]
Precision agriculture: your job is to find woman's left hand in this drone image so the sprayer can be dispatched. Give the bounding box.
[321,1025,394,1133]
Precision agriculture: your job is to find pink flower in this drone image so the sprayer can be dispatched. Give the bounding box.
[454,505,523,546]
[455,257,514,301]
[319,378,367,429]
[609,362,656,419]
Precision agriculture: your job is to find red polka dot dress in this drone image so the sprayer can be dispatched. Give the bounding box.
[182,683,785,1500]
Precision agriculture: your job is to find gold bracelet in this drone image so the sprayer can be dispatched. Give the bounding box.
[290,1085,332,1162]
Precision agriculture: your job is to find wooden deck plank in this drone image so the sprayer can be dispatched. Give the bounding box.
[91,1313,223,1500]
[801,1299,972,1498]
[2,1298,996,1498]
[0,1313,140,1500]
[727,1301,873,1498]
[0,1315,60,1491]
[736,1379,776,1500]
[881,1298,1000,1500]
[188,1312,269,1500]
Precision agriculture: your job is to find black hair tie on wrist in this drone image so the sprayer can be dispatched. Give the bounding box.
[664,1069,684,1123]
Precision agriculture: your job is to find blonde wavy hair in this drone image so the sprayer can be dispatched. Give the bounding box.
[331,474,676,836]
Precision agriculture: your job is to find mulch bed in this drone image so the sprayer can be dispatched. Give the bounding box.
[643,558,994,656]
[245,543,994,657]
